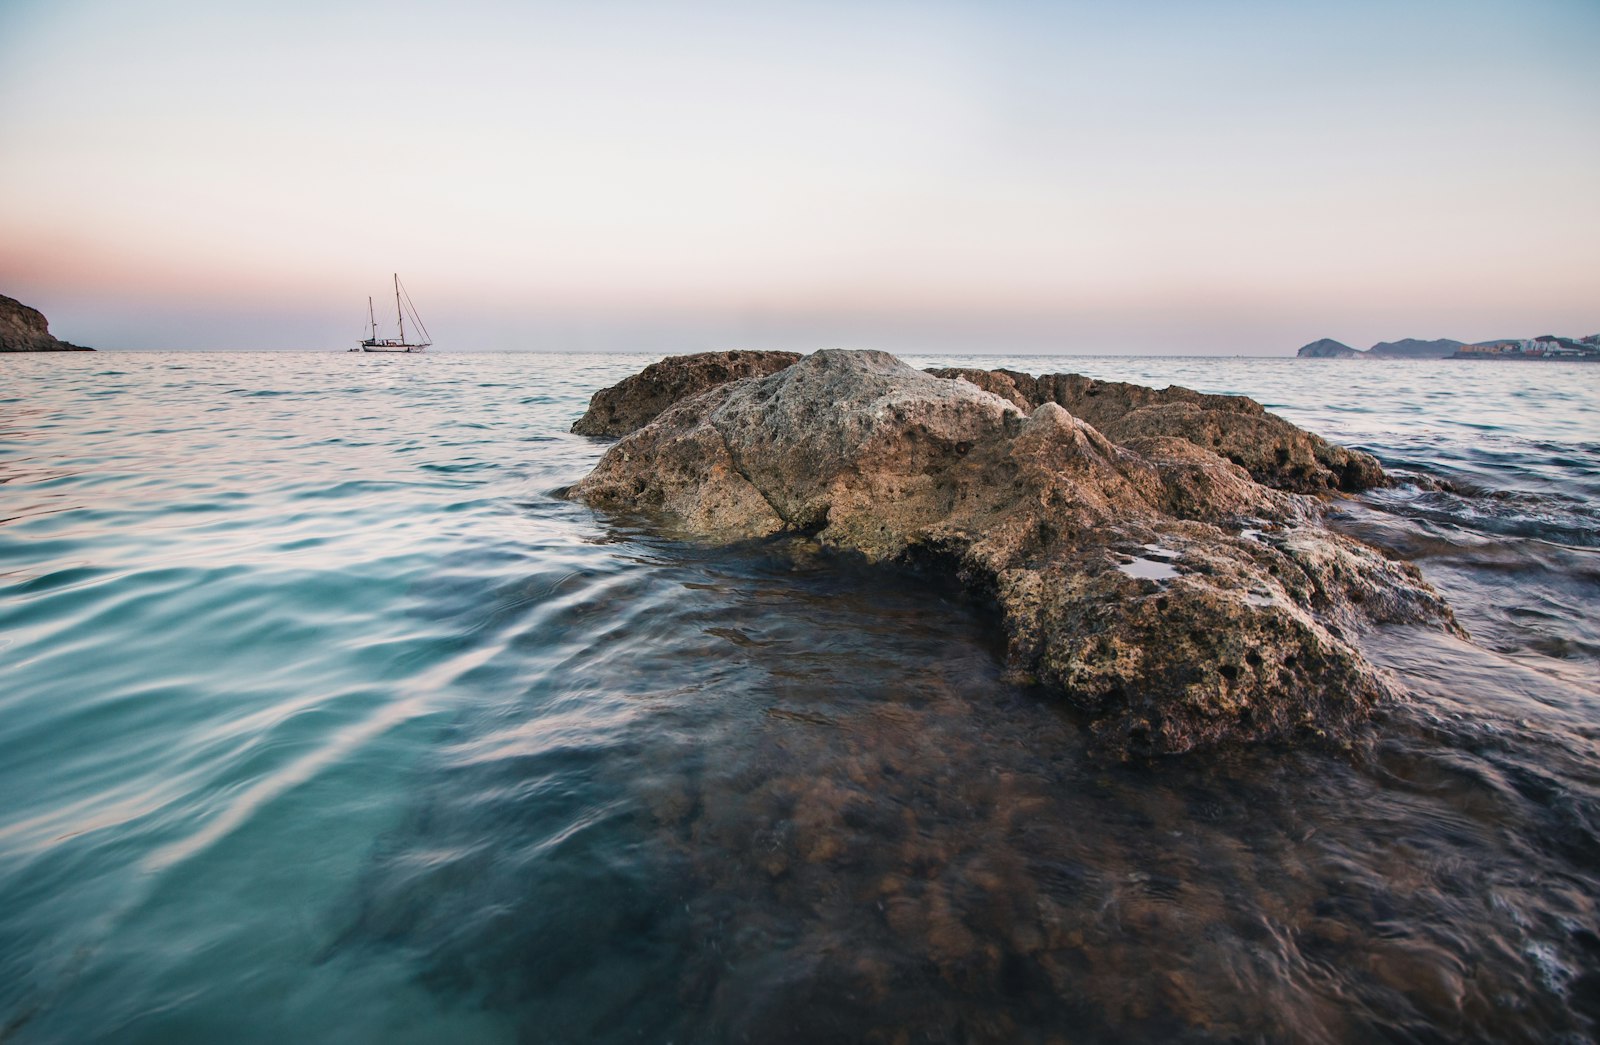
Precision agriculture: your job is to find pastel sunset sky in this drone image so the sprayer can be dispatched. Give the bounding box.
[1,0,1596,353]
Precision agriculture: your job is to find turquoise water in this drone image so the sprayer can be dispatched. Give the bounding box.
[2,352,1597,1042]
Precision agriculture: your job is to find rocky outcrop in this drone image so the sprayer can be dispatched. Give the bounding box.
[1297,338,1361,359]
[571,349,799,436]
[0,294,92,352]
[574,351,1386,494]
[565,350,1456,757]
[926,367,1386,493]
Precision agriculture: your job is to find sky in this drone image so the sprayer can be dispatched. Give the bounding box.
[1,0,1596,354]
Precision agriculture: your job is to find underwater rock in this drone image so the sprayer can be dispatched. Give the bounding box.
[566,349,1455,756]
[571,349,800,437]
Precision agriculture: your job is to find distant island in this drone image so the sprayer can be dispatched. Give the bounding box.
[1298,333,1599,361]
[1,293,93,352]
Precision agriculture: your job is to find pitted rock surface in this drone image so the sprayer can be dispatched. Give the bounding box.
[927,367,1385,493]
[571,349,800,437]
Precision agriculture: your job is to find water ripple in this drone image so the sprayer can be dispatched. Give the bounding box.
[0,351,1596,1043]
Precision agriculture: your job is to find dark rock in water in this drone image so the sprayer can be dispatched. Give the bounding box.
[926,367,1387,493]
[565,349,1457,757]
[571,349,799,437]
[0,293,93,352]
[1296,338,1361,359]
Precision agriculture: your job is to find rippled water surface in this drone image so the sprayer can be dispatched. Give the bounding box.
[2,352,1597,1043]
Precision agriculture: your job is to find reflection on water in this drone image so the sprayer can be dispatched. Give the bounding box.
[1117,552,1180,581]
[0,352,1597,1042]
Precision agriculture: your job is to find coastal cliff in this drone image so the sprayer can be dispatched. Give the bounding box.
[0,294,92,352]
[565,350,1456,758]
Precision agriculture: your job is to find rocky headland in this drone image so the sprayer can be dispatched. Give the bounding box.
[1296,337,1363,359]
[0,293,92,352]
[565,350,1458,757]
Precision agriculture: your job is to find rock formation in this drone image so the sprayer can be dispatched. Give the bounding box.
[571,349,799,436]
[564,350,1457,757]
[1296,338,1360,359]
[0,294,92,352]
[925,367,1386,493]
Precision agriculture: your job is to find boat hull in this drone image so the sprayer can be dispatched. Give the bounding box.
[359,343,428,353]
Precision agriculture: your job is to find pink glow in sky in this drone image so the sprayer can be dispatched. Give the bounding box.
[1,0,1596,353]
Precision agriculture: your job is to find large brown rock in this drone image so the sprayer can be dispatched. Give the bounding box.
[927,368,1385,492]
[0,294,92,352]
[566,350,1455,756]
[571,349,799,437]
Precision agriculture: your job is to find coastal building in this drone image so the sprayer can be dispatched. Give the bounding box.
[1455,336,1599,359]
[1363,335,1597,360]
[1528,335,1596,358]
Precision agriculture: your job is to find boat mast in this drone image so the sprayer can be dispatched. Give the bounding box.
[394,273,405,345]
[368,296,377,341]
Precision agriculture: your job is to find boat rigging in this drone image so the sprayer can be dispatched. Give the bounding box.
[359,274,431,353]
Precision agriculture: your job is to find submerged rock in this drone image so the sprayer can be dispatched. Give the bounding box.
[571,349,799,437]
[0,293,92,352]
[565,350,1455,756]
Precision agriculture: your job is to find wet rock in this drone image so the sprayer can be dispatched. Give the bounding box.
[571,349,800,437]
[928,367,1386,493]
[566,349,1456,756]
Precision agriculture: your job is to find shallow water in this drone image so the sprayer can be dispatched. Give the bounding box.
[2,351,1597,1042]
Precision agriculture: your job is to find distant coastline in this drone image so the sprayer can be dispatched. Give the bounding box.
[0,293,93,352]
[1297,333,1599,361]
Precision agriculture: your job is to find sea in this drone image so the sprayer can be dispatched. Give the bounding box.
[2,351,1597,1043]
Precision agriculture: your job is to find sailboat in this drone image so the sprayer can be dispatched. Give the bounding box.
[359,274,431,353]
